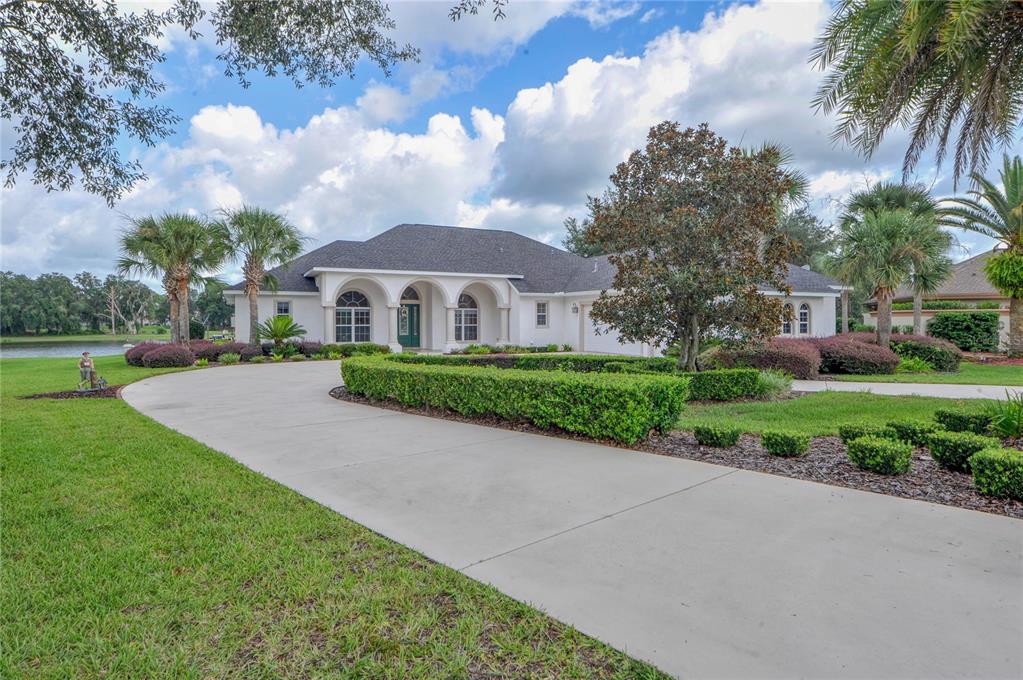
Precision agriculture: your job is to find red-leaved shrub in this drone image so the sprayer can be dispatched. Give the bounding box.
[835,332,962,372]
[813,336,899,374]
[190,340,218,361]
[125,342,161,366]
[141,344,196,368]
[704,338,821,379]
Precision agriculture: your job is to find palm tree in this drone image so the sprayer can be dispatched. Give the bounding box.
[909,256,954,335]
[830,209,951,348]
[220,206,307,345]
[812,1,1023,185]
[118,214,229,345]
[840,182,953,336]
[941,155,1023,355]
[257,315,306,351]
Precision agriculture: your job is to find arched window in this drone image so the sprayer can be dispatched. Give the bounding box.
[455,293,478,342]
[336,291,370,343]
[781,303,794,335]
[401,286,419,301]
[798,303,810,335]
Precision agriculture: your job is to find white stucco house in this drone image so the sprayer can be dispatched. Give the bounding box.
[225,223,845,355]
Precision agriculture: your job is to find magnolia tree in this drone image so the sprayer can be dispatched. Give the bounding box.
[583,122,795,371]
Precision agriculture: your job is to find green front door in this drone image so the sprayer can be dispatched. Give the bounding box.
[398,303,420,348]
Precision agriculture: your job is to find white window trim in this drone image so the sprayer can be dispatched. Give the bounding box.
[798,303,811,335]
[335,291,372,343]
[275,299,292,317]
[781,303,794,336]
[535,301,549,328]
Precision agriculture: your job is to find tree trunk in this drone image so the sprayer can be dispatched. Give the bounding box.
[674,315,700,371]
[841,290,849,334]
[247,288,259,346]
[1009,296,1023,357]
[913,290,924,336]
[177,278,190,345]
[876,294,893,349]
[168,294,179,344]
[109,287,116,335]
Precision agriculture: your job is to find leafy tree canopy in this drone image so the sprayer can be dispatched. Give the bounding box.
[778,207,835,267]
[583,122,796,370]
[1,0,418,205]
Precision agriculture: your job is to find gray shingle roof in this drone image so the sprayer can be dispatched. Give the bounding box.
[891,250,1002,301]
[228,223,844,295]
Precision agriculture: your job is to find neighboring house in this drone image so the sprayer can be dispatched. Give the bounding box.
[864,250,1009,343]
[225,224,845,355]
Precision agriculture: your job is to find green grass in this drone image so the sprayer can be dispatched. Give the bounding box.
[1,330,170,344]
[677,391,995,437]
[832,362,1023,386]
[1,356,664,679]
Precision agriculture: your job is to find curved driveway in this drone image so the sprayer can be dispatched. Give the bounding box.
[123,362,1022,679]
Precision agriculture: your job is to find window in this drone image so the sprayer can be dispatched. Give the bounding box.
[535,301,549,328]
[401,286,419,301]
[454,293,478,342]
[336,291,371,343]
[275,300,291,317]
[798,303,810,335]
[781,303,793,335]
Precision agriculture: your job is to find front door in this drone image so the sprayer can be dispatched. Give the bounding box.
[398,303,420,348]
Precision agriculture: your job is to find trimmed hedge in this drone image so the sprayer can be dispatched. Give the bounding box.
[885,419,939,447]
[190,340,220,361]
[340,356,689,444]
[693,425,743,447]
[125,342,161,367]
[141,344,195,368]
[683,368,760,401]
[322,342,391,357]
[702,338,820,379]
[846,436,912,475]
[761,430,810,457]
[814,336,900,374]
[838,423,889,445]
[934,408,992,435]
[389,354,757,402]
[927,312,1000,352]
[926,431,1000,472]
[841,332,962,372]
[970,448,1023,500]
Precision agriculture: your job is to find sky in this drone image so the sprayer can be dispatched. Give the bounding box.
[2,0,1021,286]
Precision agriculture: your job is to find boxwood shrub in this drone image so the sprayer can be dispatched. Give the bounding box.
[885,419,939,447]
[141,344,195,368]
[340,356,690,444]
[692,425,743,447]
[683,368,760,401]
[927,312,999,352]
[761,430,810,457]
[125,342,161,367]
[970,448,1023,500]
[838,423,889,445]
[933,408,992,435]
[926,431,1000,472]
[846,436,913,475]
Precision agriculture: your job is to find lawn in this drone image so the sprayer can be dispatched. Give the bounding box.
[677,390,994,437]
[1,356,663,679]
[0,330,169,344]
[832,362,1023,386]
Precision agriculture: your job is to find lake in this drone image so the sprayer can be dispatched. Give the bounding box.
[0,341,139,358]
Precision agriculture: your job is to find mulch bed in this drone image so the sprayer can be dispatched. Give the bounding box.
[18,386,122,400]
[331,386,1023,519]
[963,352,1023,366]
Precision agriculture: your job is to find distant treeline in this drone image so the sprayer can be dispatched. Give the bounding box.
[0,272,233,336]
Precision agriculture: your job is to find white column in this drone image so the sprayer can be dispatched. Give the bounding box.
[445,306,458,352]
[323,305,334,344]
[387,304,401,353]
[577,303,587,352]
[498,306,510,345]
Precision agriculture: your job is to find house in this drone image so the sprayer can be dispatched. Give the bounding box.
[864,249,1009,344]
[225,224,845,355]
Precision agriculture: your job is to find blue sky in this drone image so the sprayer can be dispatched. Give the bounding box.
[3,0,1019,282]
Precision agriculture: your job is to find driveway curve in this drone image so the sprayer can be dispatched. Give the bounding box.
[123,362,1023,679]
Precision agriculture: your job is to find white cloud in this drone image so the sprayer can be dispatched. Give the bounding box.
[570,2,641,28]
[5,0,1021,280]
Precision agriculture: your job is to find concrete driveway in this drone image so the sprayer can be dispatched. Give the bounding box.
[123,362,1023,679]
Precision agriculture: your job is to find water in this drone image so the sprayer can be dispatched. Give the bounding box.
[0,341,140,358]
